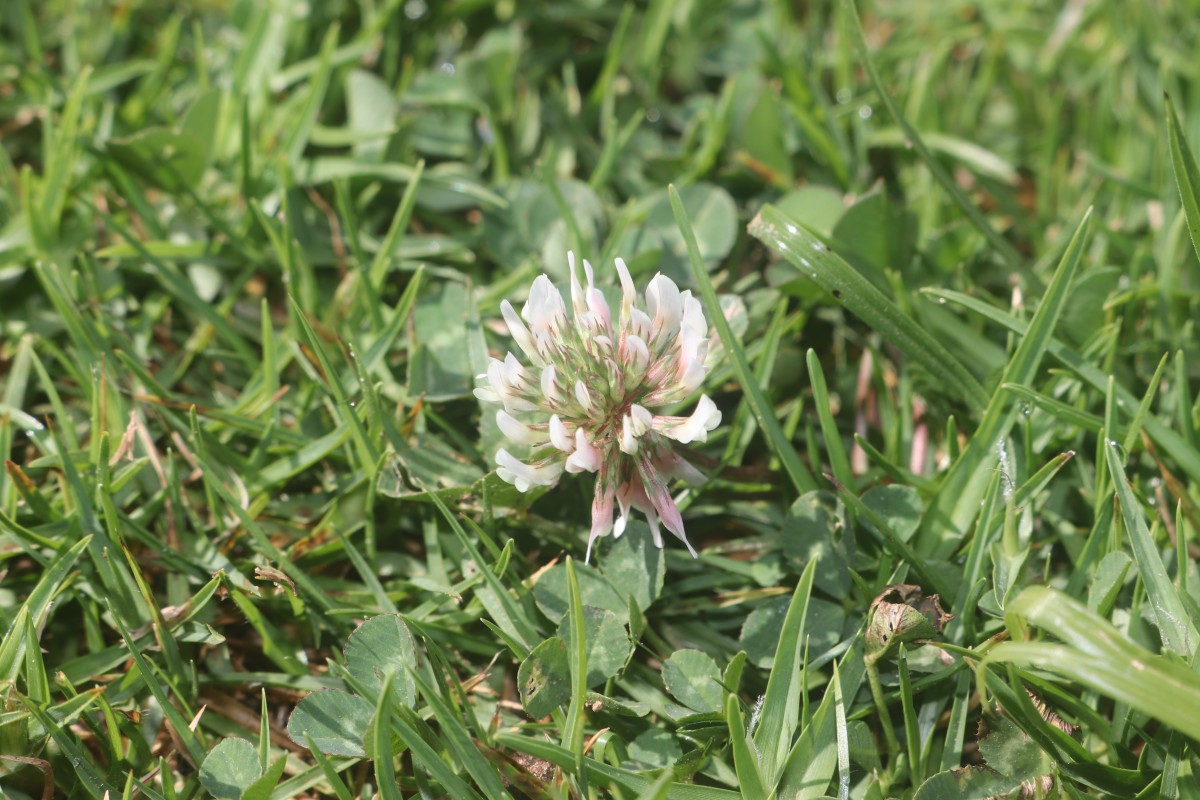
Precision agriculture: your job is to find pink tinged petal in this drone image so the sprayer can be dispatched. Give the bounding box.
[496,410,544,446]
[549,415,574,452]
[495,449,563,492]
[654,447,706,485]
[582,260,612,333]
[615,480,663,547]
[614,482,633,538]
[565,428,602,473]
[637,456,696,557]
[586,479,617,563]
[501,300,543,366]
[541,365,563,405]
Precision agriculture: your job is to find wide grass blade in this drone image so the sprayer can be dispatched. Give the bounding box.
[985,587,1200,739]
[748,204,988,411]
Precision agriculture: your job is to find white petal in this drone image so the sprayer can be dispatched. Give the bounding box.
[541,365,563,405]
[646,274,682,342]
[524,274,567,338]
[659,395,722,444]
[496,449,563,490]
[473,386,500,404]
[501,301,542,365]
[566,429,601,473]
[623,335,650,375]
[496,411,544,446]
[620,415,639,455]
[549,415,574,452]
[629,307,653,341]
[574,380,595,414]
[503,352,530,388]
[630,404,653,436]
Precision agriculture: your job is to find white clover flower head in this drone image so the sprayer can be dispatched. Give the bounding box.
[476,253,722,561]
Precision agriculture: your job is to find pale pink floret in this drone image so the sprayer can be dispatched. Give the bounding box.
[477,252,723,560]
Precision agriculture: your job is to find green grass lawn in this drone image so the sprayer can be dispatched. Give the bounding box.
[3,0,1200,797]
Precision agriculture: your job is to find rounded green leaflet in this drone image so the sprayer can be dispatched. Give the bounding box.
[861,485,922,543]
[642,182,737,282]
[598,521,665,612]
[662,649,723,714]
[343,613,419,706]
[533,561,627,623]
[782,491,851,597]
[557,605,633,688]
[286,690,375,757]
[741,595,846,669]
[198,738,261,800]
[518,637,571,719]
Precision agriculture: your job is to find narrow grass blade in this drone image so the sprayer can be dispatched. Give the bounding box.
[914,209,1091,559]
[289,296,378,469]
[672,187,817,493]
[1122,352,1169,453]
[388,704,487,800]
[0,535,89,681]
[897,647,922,786]
[562,557,589,766]
[806,349,854,489]
[748,204,988,411]
[372,673,402,800]
[753,556,817,786]
[493,733,741,800]
[21,696,117,799]
[1166,95,1200,267]
[777,642,866,800]
[927,288,1200,484]
[1105,441,1197,654]
[832,662,851,800]
[111,605,208,767]
[412,673,513,800]
[422,488,537,651]
[368,160,425,290]
[838,0,1024,272]
[727,693,769,800]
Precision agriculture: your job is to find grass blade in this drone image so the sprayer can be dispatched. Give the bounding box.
[913,209,1091,558]
[1166,95,1200,267]
[753,556,817,786]
[1105,441,1197,654]
[748,204,988,411]
[985,587,1200,739]
[673,187,817,493]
